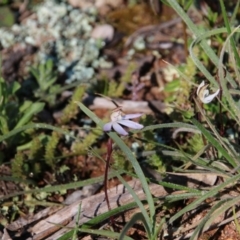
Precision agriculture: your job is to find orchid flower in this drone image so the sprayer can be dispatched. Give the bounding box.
[103,108,144,136]
[197,81,220,104]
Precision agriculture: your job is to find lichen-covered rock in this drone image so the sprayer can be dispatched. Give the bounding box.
[0,0,111,83]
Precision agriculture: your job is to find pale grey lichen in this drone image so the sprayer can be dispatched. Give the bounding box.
[0,0,108,83]
[0,29,15,48]
[133,36,146,51]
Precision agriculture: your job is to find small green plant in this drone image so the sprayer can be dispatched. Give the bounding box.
[44,131,61,168]
[105,62,137,98]
[59,85,86,124]
[30,59,59,105]
[0,77,44,152]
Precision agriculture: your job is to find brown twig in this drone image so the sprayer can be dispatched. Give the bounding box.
[124,18,181,48]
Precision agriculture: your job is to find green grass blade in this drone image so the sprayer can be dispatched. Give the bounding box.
[189,198,230,240]
[119,212,150,240]
[169,172,240,224]
[0,171,121,201]
[58,227,134,240]
[0,123,72,142]
[190,196,240,240]
[163,192,204,202]
[219,0,240,67]
[189,27,238,87]
[218,26,240,123]
[163,149,232,178]
[233,206,240,234]
[78,228,133,240]
[141,122,198,132]
[166,0,235,88]
[205,196,240,227]
[195,99,239,159]
[157,181,201,193]
[192,119,237,168]
[14,102,45,129]
[57,229,75,240]
[81,201,140,229]
[116,173,151,237]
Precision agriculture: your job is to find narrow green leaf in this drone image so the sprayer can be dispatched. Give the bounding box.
[57,230,75,240]
[116,173,151,237]
[119,212,150,240]
[14,102,45,129]
[219,0,240,67]
[0,123,70,142]
[82,201,139,229]
[78,228,133,240]
[8,81,21,95]
[169,172,240,224]
[0,115,9,134]
[0,171,122,201]
[141,122,198,132]
[190,199,229,240]
[189,27,238,87]
[166,0,235,88]
[192,119,237,168]
[218,26,240,123]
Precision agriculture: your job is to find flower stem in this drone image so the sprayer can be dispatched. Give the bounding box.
[104,137,115,225]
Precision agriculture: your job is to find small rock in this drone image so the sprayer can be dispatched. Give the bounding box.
[95,0,123,9]
[95,0,124,15]
[68,0,93,9]
[64,190,83,205]
[91,24,114,42]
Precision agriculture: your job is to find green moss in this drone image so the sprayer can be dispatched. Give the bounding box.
[59,85,86,124]
[187,133,204,154]
[44,131,60,168]
[29,136,43,160]
[108,62,137,97]
[146,153,166,174]
[12,152,25,179]
[112,149,133,172]
[72,128,102,155]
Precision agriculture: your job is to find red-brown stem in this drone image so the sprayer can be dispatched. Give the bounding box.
[197,101,211,159]
[219,82,223,136]
[104,138,114,225]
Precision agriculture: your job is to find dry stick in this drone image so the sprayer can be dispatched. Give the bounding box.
[124,17,181,48]
[182,20,188,59]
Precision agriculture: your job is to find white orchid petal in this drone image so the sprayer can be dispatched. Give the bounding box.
[112,123,128,136]
[118,119,144,129]
[103,122,113,132]
[197,81,205,95]
[197,81,220,104]
[203,89,209,97]
[202,89,220,103]
[198,89,208,102]
[122,113,143,120]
